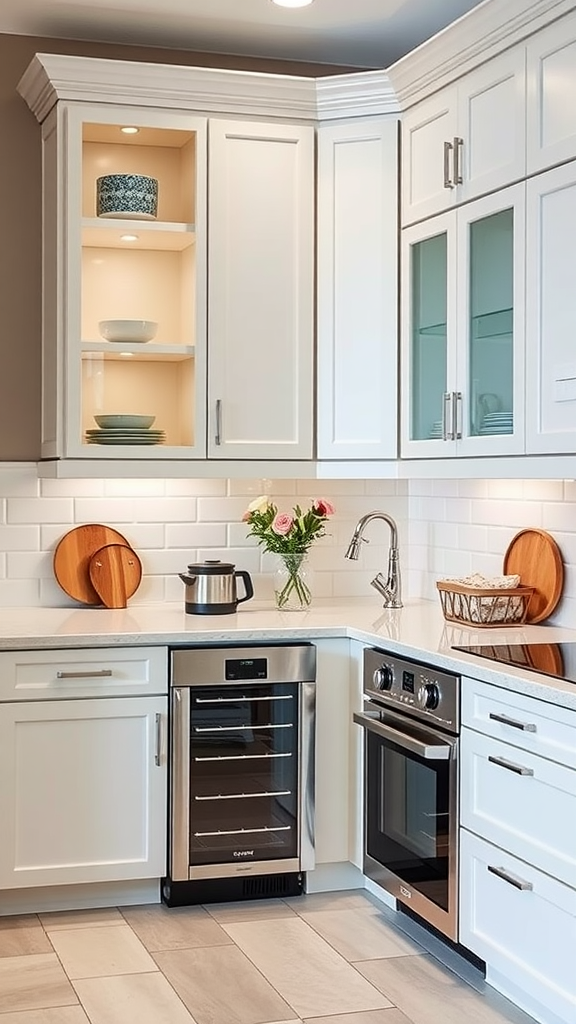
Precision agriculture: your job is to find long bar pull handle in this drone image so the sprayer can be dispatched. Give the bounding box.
[56,669,113,679]
[487,865,533,891]
[443,140,454,188]
[454,391,463,439]
[488,754,534,777]
[215,399,222,446]
[489,712,537,733]
[155,712,162,767]
[442,392,453,441]
[453,136,464,185]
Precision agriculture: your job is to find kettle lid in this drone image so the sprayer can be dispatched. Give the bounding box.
[186,559,235,575]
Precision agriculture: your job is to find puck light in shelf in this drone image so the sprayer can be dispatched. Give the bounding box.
[271,0,314,6]
[121,126,140,134]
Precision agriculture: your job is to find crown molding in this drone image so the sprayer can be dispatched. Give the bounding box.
[387,0,574,109]
[18,52,398,126]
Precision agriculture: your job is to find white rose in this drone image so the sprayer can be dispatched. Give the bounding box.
[247,495,271,514]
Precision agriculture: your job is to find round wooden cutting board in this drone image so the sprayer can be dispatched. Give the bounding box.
[503,528,564,624]
[89,543,142,609]
[53,524,131,605]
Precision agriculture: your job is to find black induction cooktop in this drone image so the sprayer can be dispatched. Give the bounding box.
[452,643,576,683]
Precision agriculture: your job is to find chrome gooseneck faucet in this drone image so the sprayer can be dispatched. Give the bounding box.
[344,511,402,609]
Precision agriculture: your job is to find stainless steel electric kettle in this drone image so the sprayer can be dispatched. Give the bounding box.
[179,559,254,614]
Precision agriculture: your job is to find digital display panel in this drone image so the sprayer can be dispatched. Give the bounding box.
[402,670,415,693]
[225,657,268,681]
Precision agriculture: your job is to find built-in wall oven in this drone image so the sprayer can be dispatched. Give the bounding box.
[354,647,460,941]
[163,644,316,906]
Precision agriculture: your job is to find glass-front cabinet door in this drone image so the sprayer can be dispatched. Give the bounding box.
[401,183,525,458]
[62,105,207,460]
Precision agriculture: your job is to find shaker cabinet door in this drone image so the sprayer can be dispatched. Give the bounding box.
[0,696,167,888]
[207,119,314,460]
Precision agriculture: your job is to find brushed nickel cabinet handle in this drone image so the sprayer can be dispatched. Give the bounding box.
[442,392,453,440]
[453,136,464,185]
[488,754,534,777]
[155,712,162,767]
[454,391,462,439]
[489,712,537,733]
[488,864,533,891]
[215,399,222,446]
[443,140,454,188]
[56,669,113,679]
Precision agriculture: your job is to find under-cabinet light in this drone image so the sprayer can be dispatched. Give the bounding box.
[119,352,134,358]
[271,0,314,6]
[120,234,139,242]
[121,126,139,134]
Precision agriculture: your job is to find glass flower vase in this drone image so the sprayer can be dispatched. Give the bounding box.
[274,552,313,611]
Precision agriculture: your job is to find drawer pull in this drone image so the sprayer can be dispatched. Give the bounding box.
[56,669,113,679]
[488,754,534,776]
[487,864,533,891]
[489,712,536,732]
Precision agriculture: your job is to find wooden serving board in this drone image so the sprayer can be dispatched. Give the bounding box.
[53,524,131,605]
[503,528,564,624]
[89,544,142,609]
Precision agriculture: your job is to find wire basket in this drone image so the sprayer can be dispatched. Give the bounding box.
[436,580,535,627]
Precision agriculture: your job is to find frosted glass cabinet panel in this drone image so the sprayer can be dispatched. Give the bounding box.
[401,184,525,458]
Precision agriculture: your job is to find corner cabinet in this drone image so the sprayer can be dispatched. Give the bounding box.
[18,54,317,468]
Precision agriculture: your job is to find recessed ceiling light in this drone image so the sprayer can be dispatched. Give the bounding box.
[271,0,314,7]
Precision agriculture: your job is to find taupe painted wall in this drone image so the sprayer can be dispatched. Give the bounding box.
[0,33,349,460]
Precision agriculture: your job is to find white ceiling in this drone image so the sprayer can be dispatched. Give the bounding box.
[0,0,486,69]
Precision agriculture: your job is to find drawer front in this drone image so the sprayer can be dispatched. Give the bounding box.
[461,675,576,768]
[459,828,576,1024]
[461,727,576,889]
[0,647,168,700]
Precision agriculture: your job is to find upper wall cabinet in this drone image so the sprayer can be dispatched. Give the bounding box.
[401,49,526,226]
[526,10,576,175]
[207,119,314,460]
[18,54,399,475]
[316,118,399,461]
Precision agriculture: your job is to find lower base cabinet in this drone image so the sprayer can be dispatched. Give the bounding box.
[0,695,167,889]
[459,828,576,1024]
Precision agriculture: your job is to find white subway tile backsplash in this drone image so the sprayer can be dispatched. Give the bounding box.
[74,497,197,523]
[0,525,40,551]
[166,523,227,548]
[8,497,74,524]
[0,464,575,627]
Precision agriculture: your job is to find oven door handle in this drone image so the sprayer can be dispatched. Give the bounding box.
[353,710,452,760]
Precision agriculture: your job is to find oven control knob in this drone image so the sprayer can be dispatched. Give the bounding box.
[373,665,393,691]
[416,682,440,710]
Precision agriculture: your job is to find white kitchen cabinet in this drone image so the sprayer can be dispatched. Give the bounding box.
[316,118,399,461]
[400,183,525,458]
[401,48,526,226]
[0,694,167,889]
[207,119,314,460]
[459,829,576,1024]
[526,9,576,175]
[526,159,576,454]
[18,53,317,468]
[459,675,576,1024]
[0,645,168,890]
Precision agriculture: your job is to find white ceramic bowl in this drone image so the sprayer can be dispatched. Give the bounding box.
[94,414,156,430]
[98,319,158,343]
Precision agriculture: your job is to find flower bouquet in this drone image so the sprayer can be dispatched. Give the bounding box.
[243,496,335,610]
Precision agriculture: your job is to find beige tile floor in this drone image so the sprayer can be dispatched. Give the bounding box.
[0,889,538,1024]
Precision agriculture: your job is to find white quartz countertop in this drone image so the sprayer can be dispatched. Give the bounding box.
[2,597,576,710]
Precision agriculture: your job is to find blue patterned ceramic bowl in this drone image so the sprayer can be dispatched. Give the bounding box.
[96,174,158,219]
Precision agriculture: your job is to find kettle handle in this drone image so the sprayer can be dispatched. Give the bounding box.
[235,570,254,604]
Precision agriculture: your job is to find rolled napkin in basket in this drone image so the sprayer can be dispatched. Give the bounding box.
[438,572,523,624]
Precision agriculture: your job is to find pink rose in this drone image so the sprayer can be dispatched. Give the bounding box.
[272,512,294,535]
[314,499,335,516]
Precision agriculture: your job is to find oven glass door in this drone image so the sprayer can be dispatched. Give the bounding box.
[364,710,455,914]
[189,681,299,865]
